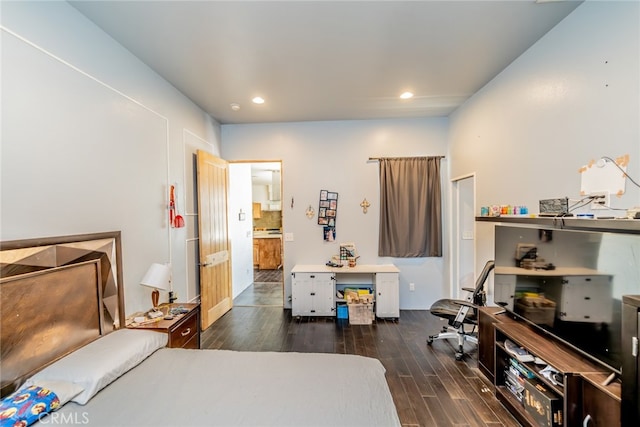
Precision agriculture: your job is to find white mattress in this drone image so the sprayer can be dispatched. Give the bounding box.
[47,348,401,426]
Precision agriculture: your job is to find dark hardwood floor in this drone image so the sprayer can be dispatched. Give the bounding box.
[233,282,283,306]
[201,307,520,427]
[253,268,283,283]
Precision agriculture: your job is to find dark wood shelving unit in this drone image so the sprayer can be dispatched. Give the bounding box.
[476,215,639,425]
[480,308,621,426]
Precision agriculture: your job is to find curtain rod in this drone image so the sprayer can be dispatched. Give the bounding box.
[368,156,445,161]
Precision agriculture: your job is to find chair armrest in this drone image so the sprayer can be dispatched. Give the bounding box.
[461,287,475,292]
[458,301,477,308]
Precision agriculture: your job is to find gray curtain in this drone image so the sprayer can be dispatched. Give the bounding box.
[378,157,442,257]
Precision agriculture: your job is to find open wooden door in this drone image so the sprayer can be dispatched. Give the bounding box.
[196,150,232,330]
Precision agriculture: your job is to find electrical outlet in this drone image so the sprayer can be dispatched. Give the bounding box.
[590,191,610,210]
[409,282,415,291]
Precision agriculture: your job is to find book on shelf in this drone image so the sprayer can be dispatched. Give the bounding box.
[504,339,535,363]
[509,357,536,379]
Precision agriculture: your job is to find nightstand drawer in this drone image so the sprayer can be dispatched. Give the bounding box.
[182,332,199,350]
[169,313,198,348]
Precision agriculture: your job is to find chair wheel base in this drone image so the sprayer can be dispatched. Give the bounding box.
[455,352,464,361]
[427,336,434,345]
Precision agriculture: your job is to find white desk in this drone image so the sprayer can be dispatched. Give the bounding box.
[291,264,400,318]
[291,264,400,274]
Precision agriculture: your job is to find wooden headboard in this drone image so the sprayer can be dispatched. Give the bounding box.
[0,231,125,397]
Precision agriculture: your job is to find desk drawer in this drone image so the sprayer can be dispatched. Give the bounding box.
[169,313,198,348]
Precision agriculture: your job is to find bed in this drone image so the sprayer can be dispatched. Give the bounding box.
[0,232,400,427]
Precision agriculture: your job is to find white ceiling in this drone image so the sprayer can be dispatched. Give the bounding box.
[69,0,582,125]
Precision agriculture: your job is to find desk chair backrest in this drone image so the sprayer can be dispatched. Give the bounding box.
[470,260,495,307]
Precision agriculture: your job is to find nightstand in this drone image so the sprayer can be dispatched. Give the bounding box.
[127,303,200,349]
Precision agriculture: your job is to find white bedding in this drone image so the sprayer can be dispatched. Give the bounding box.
[43,348,401,427]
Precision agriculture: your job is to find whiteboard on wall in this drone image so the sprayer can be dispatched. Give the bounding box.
[1,31,169,300]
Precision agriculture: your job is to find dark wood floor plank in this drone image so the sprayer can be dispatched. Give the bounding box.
[428,375,469,425]
[424,395,460,427]
[200,307,520,427]
[465,377,521,426]
[401,345,437,397]
[400,375,439,426]
[385,372,419,426]
[407,339,438,377]
[450,375,503,424]
[435,352,472,400]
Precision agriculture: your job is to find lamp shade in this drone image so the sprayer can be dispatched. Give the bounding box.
[140,263,171,292]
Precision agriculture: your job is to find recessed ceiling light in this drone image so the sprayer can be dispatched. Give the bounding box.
[252,96,265,104]
[400,92,414,99]
[230,103,240,111]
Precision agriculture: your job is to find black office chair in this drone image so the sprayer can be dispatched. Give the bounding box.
[427,260,495,361]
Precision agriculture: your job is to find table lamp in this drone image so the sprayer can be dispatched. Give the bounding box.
[140,263,171,309]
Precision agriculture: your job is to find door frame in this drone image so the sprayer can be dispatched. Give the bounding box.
[450,173,476,299]
[228,159,284,306]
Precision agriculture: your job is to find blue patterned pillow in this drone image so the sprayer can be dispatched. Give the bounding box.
[0,385,59,427]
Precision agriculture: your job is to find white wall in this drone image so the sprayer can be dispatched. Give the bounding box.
[0,2,221,314]
[449,0,640,300]
[228,163,254,298]
[222,118,449,309]
[3,0,637,316]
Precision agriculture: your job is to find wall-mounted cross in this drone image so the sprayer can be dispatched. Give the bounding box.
[360,198,371,214]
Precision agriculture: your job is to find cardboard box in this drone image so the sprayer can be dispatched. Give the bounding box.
[515,302,555,327]
[345,290,374,304]
[523,379,563,427]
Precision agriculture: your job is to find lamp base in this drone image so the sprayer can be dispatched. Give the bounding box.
[151,289,159,308]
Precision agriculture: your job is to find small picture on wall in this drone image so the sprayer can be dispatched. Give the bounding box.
[318,190,338,226]
[324,226,336,242]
